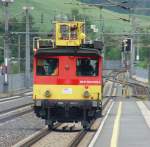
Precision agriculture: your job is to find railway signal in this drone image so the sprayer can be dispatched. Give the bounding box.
[122,38,132,52]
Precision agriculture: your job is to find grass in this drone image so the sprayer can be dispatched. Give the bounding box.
[0,0,149,33]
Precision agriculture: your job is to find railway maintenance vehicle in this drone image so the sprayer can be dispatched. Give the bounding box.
[33,21,103,129]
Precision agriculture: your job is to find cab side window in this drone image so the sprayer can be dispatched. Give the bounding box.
[76,58,98,76]
[36,58,58,76]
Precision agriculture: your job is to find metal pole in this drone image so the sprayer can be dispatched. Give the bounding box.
[149,49,150,84]
[25,8,31,88]
[136,37,140,62]
[18,35,21,73]
[23,6,34,88]
[148,64,150,84]
[130,9,136,77]
[3,2,9,92]
[99,7,105,65]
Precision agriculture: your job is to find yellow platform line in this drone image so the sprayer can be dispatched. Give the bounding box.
[110,102,122,147]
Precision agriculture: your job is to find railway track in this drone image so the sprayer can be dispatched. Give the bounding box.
[0,92,32,103]
[106,72,150,99]
[11,72,148,147]
[0,89,32,98]
[0,103,33,115]
[11,98,111,147]
[13,123,61,147]
[12,76,116,147]
[0,103,33,124]
[13,95,113,147]
[132,82,150,98]
[68,99,109,147]
[68,83,115,147]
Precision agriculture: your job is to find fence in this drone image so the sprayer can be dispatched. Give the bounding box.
[0,73,32,93]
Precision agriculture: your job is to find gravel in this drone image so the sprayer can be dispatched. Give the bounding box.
[31,123,81,147]
[0,112,45,147]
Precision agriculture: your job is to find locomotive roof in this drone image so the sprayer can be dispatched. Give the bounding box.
[35,48,101,57]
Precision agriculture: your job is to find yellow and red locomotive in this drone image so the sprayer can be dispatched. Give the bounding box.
[33,21,103,129]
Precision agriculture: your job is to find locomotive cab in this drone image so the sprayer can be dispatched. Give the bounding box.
[33,48,102,129]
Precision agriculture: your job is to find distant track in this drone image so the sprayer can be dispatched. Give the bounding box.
[0,103,33,115]
[0,104,33,124]
[0,92,32,103]
[0,90,32,98]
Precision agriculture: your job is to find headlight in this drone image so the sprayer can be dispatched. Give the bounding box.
[83,91,90,98]
[45,90,51,97]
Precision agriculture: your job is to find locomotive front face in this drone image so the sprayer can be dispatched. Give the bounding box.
[33,55,102,101]
[33,53,103,128]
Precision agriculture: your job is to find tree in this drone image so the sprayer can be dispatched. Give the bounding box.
[104,28,121,60]
[0,21,4,64]
[69,8,96,39]
[129,26,150,68]
[0,14,39,72]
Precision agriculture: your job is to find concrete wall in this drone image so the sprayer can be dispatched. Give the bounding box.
[0,73,33,92]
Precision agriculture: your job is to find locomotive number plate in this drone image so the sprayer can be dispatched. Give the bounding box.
[62,88,72,94]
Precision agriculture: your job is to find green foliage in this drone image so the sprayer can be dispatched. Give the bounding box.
[0,0,149,65]
[0,22,4,64]
[137,60,148,69]
[0,50,3,63]
[0,0,133,32]
[105,48,121,60]
[71,8,81,19]
[104,28,121,60]
[10,62,19,74]
[137,27,150,68]
[69,8,96,39]
[1,0,149,33]
[79,0,150,15]
[0,14,38,68]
